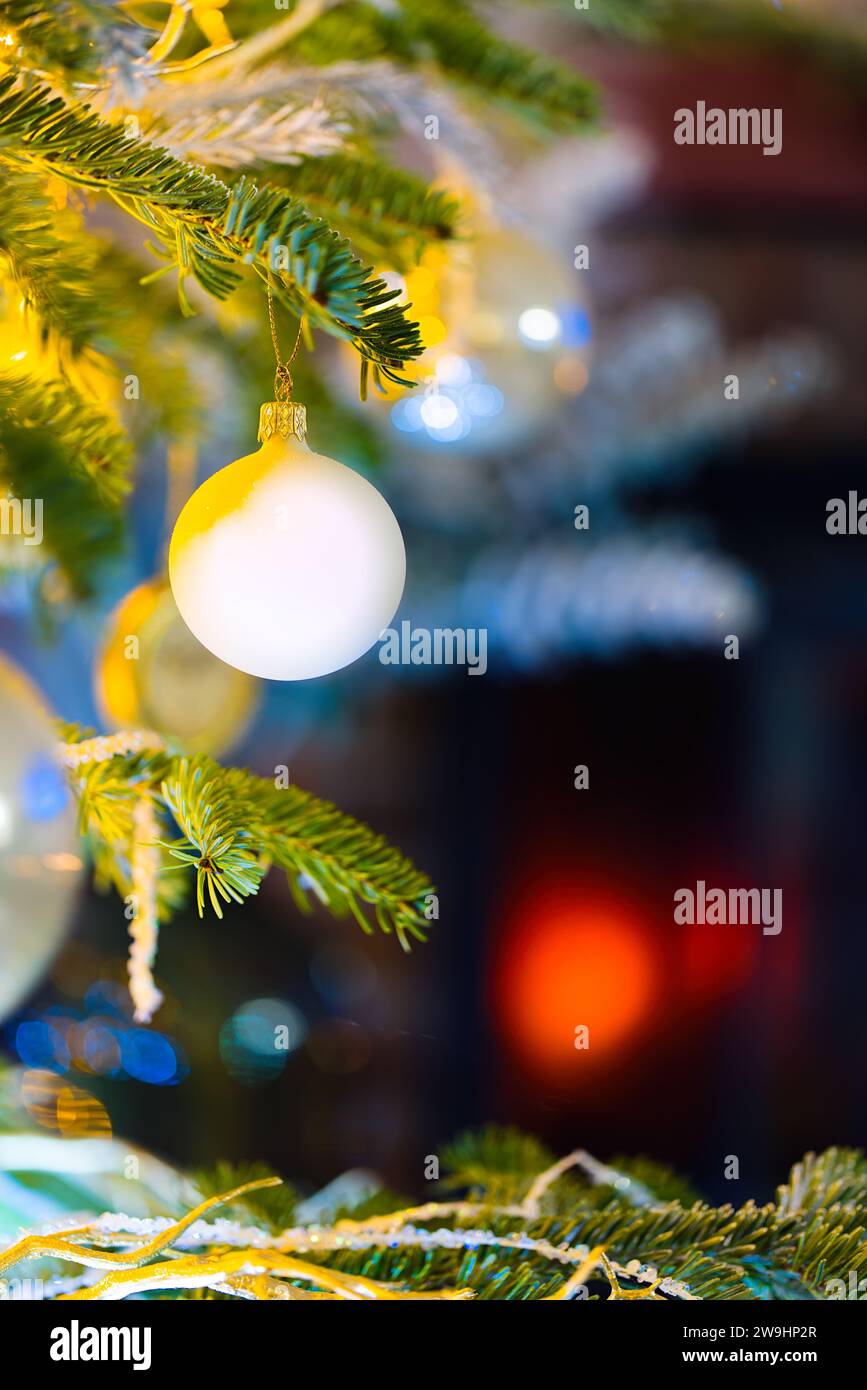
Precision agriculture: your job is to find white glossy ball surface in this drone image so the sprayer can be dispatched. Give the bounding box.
[169,434,406,681]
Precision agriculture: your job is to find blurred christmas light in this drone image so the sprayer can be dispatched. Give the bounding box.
[20,757,70,822]
[517,306,562,347]
[390,355,505,446]
[20,1070,111,1138]
[40,1007,80,1055]
[494,892,656,1074]
[416,315,447,348]
[553,355,589,395]
[219,998,307,1085]
[238,998,307,1055]
[14,1020,70,1072]
[76,1020,123,1077]
[0,794,12,848]
[436,353,473,387]
[8,982,189,1089]
[684,911,758,1004]
[120,1028,184,1086]
[421,533,763,668]
[84,980,132,1020]
[41,852,82,873]
[56,1085,112,1139]
[362,230,588,453]
[50,942,105,999]
[420,393,459,431]
[465,382,504,416]
[560,307,593,350]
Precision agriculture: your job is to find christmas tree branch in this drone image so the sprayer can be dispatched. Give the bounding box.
[7,1128,862,1301]
[60,730,436,1021]
[260,153,461,266]
[0,371,130,503]
[0,167,122,355]
[396,0,598,131]
[0,372,129,596]
[0,171,205,430]
[147,57,501,182]
[146,92,350,170]
[292,1137,867,1300]
[161,755,435,948]
[0,0,143,85]
[0,75,425,379]
[281,0,597,132]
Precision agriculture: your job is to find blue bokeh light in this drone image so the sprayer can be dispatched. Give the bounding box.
[20,756,69,822]
[121,1028,182,1085]
[15,1019,70,1071]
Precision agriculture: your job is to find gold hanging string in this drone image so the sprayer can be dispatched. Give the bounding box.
[267,285,304,402]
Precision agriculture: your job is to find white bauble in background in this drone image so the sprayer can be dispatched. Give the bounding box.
[0,655,81,1022]
[169,402,405,681]
[349,231,592,456]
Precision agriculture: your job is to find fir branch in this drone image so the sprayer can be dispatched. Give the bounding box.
[162,755,435,948]
[0,167,120,356]
[60,736,436,1011]
[515,0,668,40]
[0,371,129,596]
[0,370,129,505]
[0,0,144,84]
[161,757,267,918]
[282,0,597,132]
[395,0,598,131]
[440,1126,556,1204]
[6,1129,867,1301]
[221,179,422,379]
[604,1154,701,1209]
[273,152,461,265]
[0,171,203,444]
[776,1148,867,1218]
[65,735,186,927]
[146,58,501,185]
[192,1161,299,1232]
[0,75,424,379]
[151,94,350,170]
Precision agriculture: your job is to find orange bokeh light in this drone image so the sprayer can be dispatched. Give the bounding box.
[494,894,656,1073]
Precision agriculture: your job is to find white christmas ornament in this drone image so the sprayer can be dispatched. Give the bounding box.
[169,399,406,681]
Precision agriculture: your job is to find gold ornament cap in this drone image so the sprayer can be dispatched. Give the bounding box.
[258,400,307,444]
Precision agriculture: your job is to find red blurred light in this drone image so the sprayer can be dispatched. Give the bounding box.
[493,890,656,1074]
